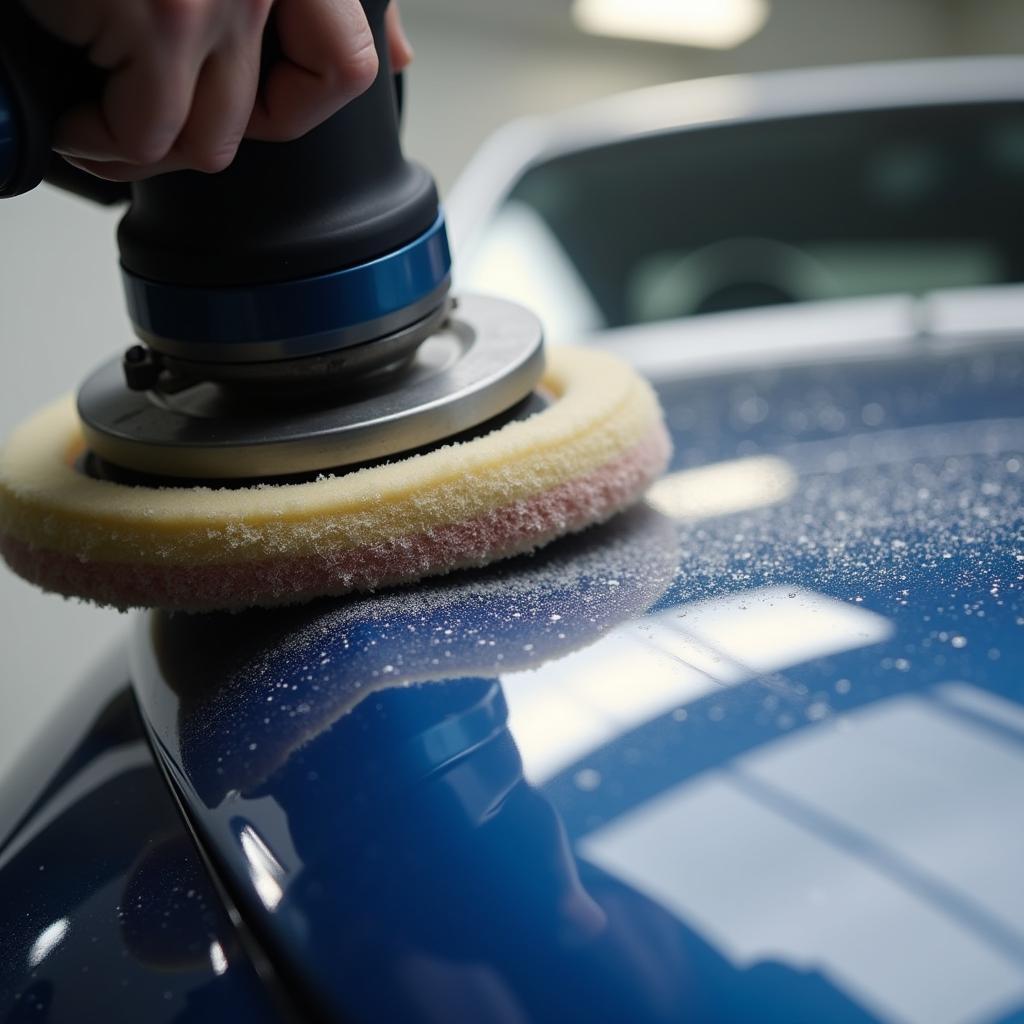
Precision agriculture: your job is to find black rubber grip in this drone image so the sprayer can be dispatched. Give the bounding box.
[118,0,438,286]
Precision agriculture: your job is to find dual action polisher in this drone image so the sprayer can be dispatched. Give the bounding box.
[0,1,670,611]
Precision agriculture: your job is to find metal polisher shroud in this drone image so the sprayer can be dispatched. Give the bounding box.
[0,0,674,616]
[78,296,545,480]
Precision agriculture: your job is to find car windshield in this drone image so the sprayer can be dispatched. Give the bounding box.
[464,102,1024,340]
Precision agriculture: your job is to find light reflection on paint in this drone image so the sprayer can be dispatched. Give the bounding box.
[934,682,1024,737]
[209,940,228,976]
[239,825,284,911]
[504,584,892,781]
[582,691,1024,1024]
[646,455,797,521]
[27,918,68,968]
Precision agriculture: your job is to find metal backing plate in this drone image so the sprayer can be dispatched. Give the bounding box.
[77,294,544,480]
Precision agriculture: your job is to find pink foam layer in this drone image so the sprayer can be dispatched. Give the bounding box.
[0,424,670,611]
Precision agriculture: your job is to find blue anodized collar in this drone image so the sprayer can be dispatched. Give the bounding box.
[120,213,452,363]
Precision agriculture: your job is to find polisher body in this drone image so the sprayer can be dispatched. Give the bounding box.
[0,0,671,612]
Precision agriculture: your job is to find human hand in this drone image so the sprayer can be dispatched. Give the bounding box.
[20,0,413,180]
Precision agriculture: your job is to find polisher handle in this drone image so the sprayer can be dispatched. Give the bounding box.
[119,0,439,288]
[0,0,429,246]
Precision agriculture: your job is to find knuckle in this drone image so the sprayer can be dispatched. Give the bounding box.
[198,150,235,174]
[260,119,308,143]
[242,0,274,23]
[331,35,379,96]
[189,138,241,174]
[122,132,174,165]
[154,0,208,37]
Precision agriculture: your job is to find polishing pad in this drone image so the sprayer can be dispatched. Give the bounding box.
[0,347,671,611]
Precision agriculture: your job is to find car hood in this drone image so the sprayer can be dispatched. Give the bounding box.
[133,329,1024,1024]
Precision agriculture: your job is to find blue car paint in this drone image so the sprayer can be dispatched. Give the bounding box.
[1,333,1022,1021]
[133,506,692,1023]
[132,336,1023,1022]
[0,653,288,1021]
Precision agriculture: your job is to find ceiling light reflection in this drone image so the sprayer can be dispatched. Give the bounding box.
[572,0,769,50]
[505,585,891,782]
[208,940,228,976]
[27,918,68,968]
[582,692,1024,1024]
[646,455,797,521]
[671,584,893,677]
[239,824,285,911]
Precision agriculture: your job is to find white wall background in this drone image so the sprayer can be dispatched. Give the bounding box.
[0,0,1021,779]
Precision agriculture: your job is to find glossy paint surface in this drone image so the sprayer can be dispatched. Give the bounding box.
[0,657,284,1023]
[133,331,1024,1024]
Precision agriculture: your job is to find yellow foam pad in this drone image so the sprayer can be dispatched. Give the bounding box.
[2,347,658,560]
[0,346,671,609]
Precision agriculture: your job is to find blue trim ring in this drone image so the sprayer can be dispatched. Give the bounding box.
[121,213,451,357]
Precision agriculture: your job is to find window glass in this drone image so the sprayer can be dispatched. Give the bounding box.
[464,104,1024,340]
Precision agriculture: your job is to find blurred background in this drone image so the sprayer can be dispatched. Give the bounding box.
[1,0,1022,776]
[401,0,1024,189]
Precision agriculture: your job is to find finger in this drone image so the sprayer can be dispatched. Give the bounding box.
[385,3,414,72]
[246,0,379,143]
[54,53,200,165]
[53,1,212,165]
[54,62,192,165]
[61,154,189,181]
[61,35,265,182]
[175,10,269,173]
